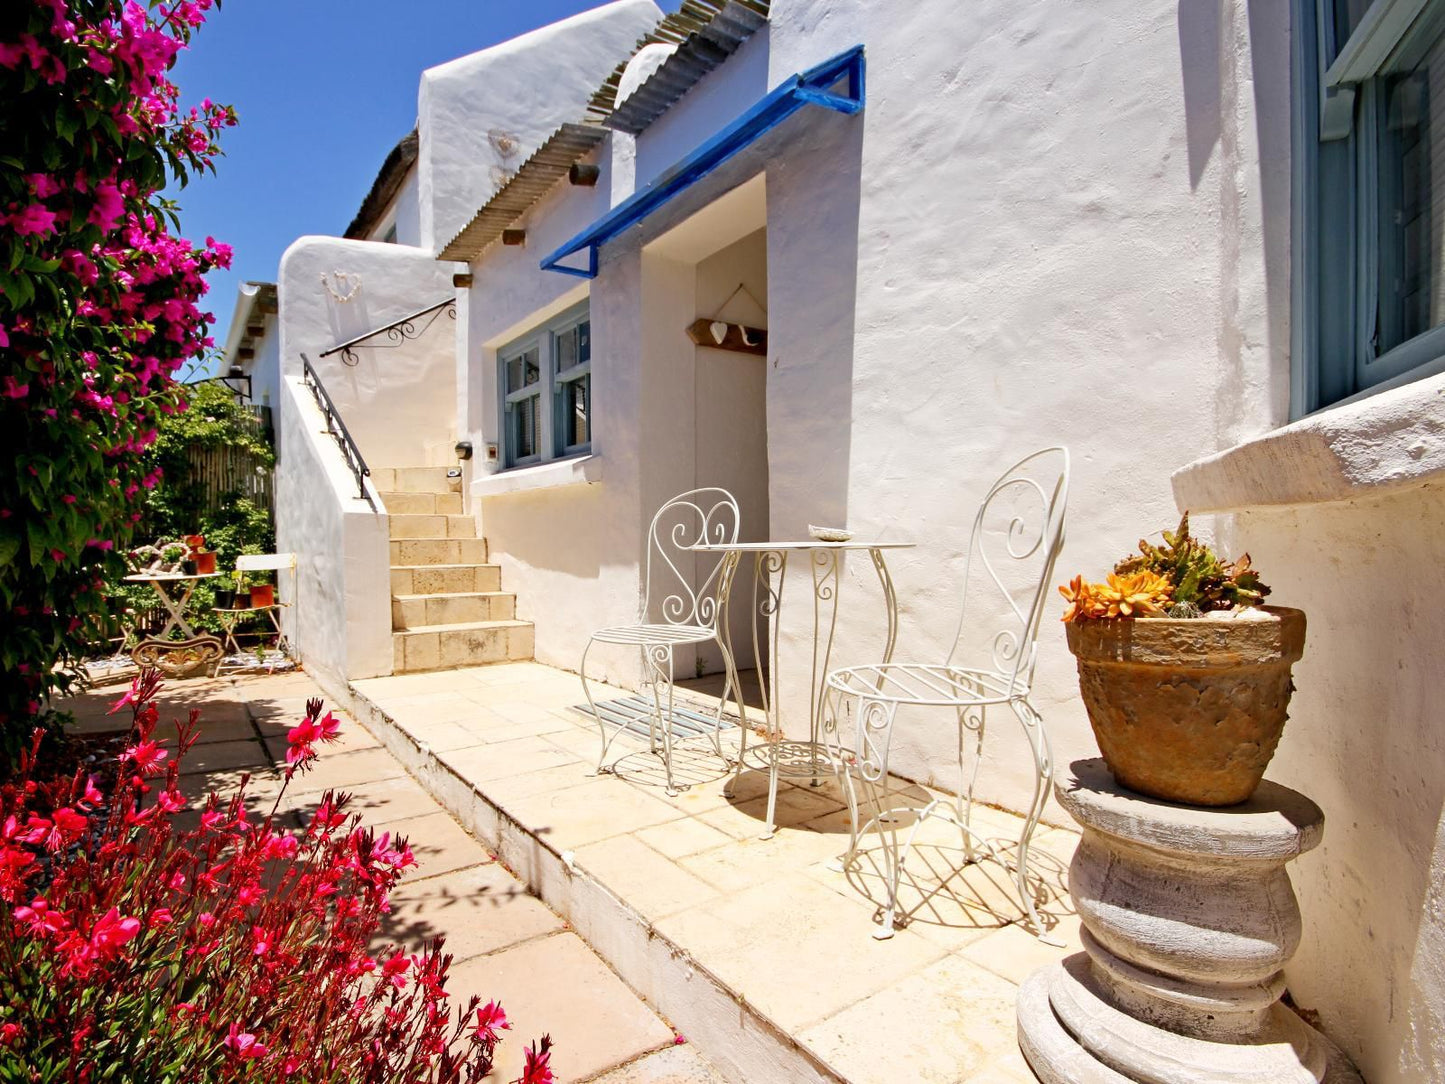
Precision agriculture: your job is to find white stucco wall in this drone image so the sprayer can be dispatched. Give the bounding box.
[416,0,660,253]
[746,0,1291,811]
[273,376,391,690]
[1182,487,1444,1084]
[247,315,281,412]
[460,143,647,680]
[370,167,422,248]
[277,236,461,469]
[691,228,770,672]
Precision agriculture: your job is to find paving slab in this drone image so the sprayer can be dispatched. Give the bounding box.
[57,669,701,1084]
[447,932,675,1083]
[349,661,1083,1084]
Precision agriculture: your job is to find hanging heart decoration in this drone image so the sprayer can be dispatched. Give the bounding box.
[709,321,729,345]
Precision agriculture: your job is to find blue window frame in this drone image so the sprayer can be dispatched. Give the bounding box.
[497,301,591,469]
[1295,0,1445,414]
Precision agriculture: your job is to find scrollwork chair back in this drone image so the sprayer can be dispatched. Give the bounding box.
[946,447,1070,695]
[640,488,740,631]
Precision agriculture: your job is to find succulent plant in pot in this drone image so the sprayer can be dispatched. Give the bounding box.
[1060,514,1305,807]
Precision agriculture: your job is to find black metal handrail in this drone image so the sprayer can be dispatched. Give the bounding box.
[300,352,377,510]
[316,298,455,367]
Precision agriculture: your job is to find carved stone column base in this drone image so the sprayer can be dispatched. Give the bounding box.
[1016,759,1362,1084]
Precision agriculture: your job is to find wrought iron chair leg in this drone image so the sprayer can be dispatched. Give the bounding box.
[580,640,620,777]
[867,775,903,940]
[655,645,680,797]
[1011,698,1062,945]
[956,704,986,864]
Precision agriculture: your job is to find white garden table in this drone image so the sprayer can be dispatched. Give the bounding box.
[691,540,913,839]
[122,571,220,639]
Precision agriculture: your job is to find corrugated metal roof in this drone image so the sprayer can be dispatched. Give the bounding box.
[585,0,770,135]
[438,123,610,262]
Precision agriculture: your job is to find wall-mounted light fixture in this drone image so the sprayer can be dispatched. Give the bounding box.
[454,440,474,461]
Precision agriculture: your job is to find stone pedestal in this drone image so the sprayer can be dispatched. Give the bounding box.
[1016,759,1361,1084]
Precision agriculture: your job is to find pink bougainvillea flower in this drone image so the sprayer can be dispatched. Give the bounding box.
[11,204,58,236]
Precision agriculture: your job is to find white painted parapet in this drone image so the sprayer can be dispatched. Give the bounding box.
[278,236,462,469]
[274,376,392,690]
[416,0,660,253]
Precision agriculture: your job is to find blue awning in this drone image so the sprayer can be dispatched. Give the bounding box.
[540,44,865,278]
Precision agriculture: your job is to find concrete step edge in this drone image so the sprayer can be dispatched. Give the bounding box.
[391,620,532,637]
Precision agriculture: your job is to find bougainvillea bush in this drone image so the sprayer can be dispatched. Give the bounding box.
[0,0,234,753]
[0,670,552,1082]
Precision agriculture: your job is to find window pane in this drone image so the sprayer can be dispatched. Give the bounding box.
[1376,25,1445,354]
[563,375,589,448]
[506,347,540,393]
[1332,0,1374,50]
[511,395,538,461]
[556,320,591,373]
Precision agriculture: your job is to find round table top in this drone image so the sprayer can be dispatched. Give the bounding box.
[122,571,222,583]
[690,540,914,552]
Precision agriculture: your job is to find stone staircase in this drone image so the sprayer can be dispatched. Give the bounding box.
[375,466,533,674]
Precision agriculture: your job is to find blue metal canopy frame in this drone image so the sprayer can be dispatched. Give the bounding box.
[540,44,865,278]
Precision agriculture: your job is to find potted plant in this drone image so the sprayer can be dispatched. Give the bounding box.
[161,543,186,575]
[249,577,274,609]
[1059,513,1305,807]
[230,568,249,608]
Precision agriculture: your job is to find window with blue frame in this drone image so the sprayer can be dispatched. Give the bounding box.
[1295,0,1445,414]
[497,302,590,468]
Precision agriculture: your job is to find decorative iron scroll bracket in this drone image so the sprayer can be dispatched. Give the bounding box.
[300,352,377,510]
[317,298,456,367]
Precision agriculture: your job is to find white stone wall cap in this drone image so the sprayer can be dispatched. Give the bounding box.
[1057,759,1324,860]
[469,453,601,498]
[1172,371,1445,511]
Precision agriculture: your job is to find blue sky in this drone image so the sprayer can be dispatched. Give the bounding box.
[170,1,679,375]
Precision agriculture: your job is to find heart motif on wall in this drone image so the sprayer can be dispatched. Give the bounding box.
[709,321,729,345]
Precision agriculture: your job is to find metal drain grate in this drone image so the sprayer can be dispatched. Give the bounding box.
[573,695,737,742]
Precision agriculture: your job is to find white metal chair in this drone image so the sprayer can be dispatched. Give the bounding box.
[822,448,1070,941]
[214,552,296,661]
[580,488,748,796]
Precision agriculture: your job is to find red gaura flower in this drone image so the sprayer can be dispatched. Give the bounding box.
[222,1023,267,1060]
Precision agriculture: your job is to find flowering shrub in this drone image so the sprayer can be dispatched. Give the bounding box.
[1060,513,1270,622]
[0,671,553,1082]
[0,0,235,753]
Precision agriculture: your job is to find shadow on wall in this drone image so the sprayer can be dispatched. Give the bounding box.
[1178,0,1293,440]
[762,97,866,537]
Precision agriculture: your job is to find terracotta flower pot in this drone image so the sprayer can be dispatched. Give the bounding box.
[1065,607,1306,806]
[249,584,274,609]
[184,534,205,550]
[194,550,217,575]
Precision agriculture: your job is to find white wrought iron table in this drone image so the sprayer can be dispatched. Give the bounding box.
[119,571,225,676]
[692,540,913,839]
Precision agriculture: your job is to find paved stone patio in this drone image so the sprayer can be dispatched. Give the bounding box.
[61,671,725,1084]
[346,662,1084,1084]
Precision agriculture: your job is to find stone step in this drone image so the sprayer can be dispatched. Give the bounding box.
[371,466,458,495]
[379,491,463,516]
[390,537,486,567]
[390,564,502,595]
[388,514,477,541]
[391,620,534,673]
[392,591,516,629]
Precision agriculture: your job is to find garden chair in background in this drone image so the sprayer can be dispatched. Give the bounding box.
[579,488,749,796]
[214,552,296,666]
[822,447,1070,941]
